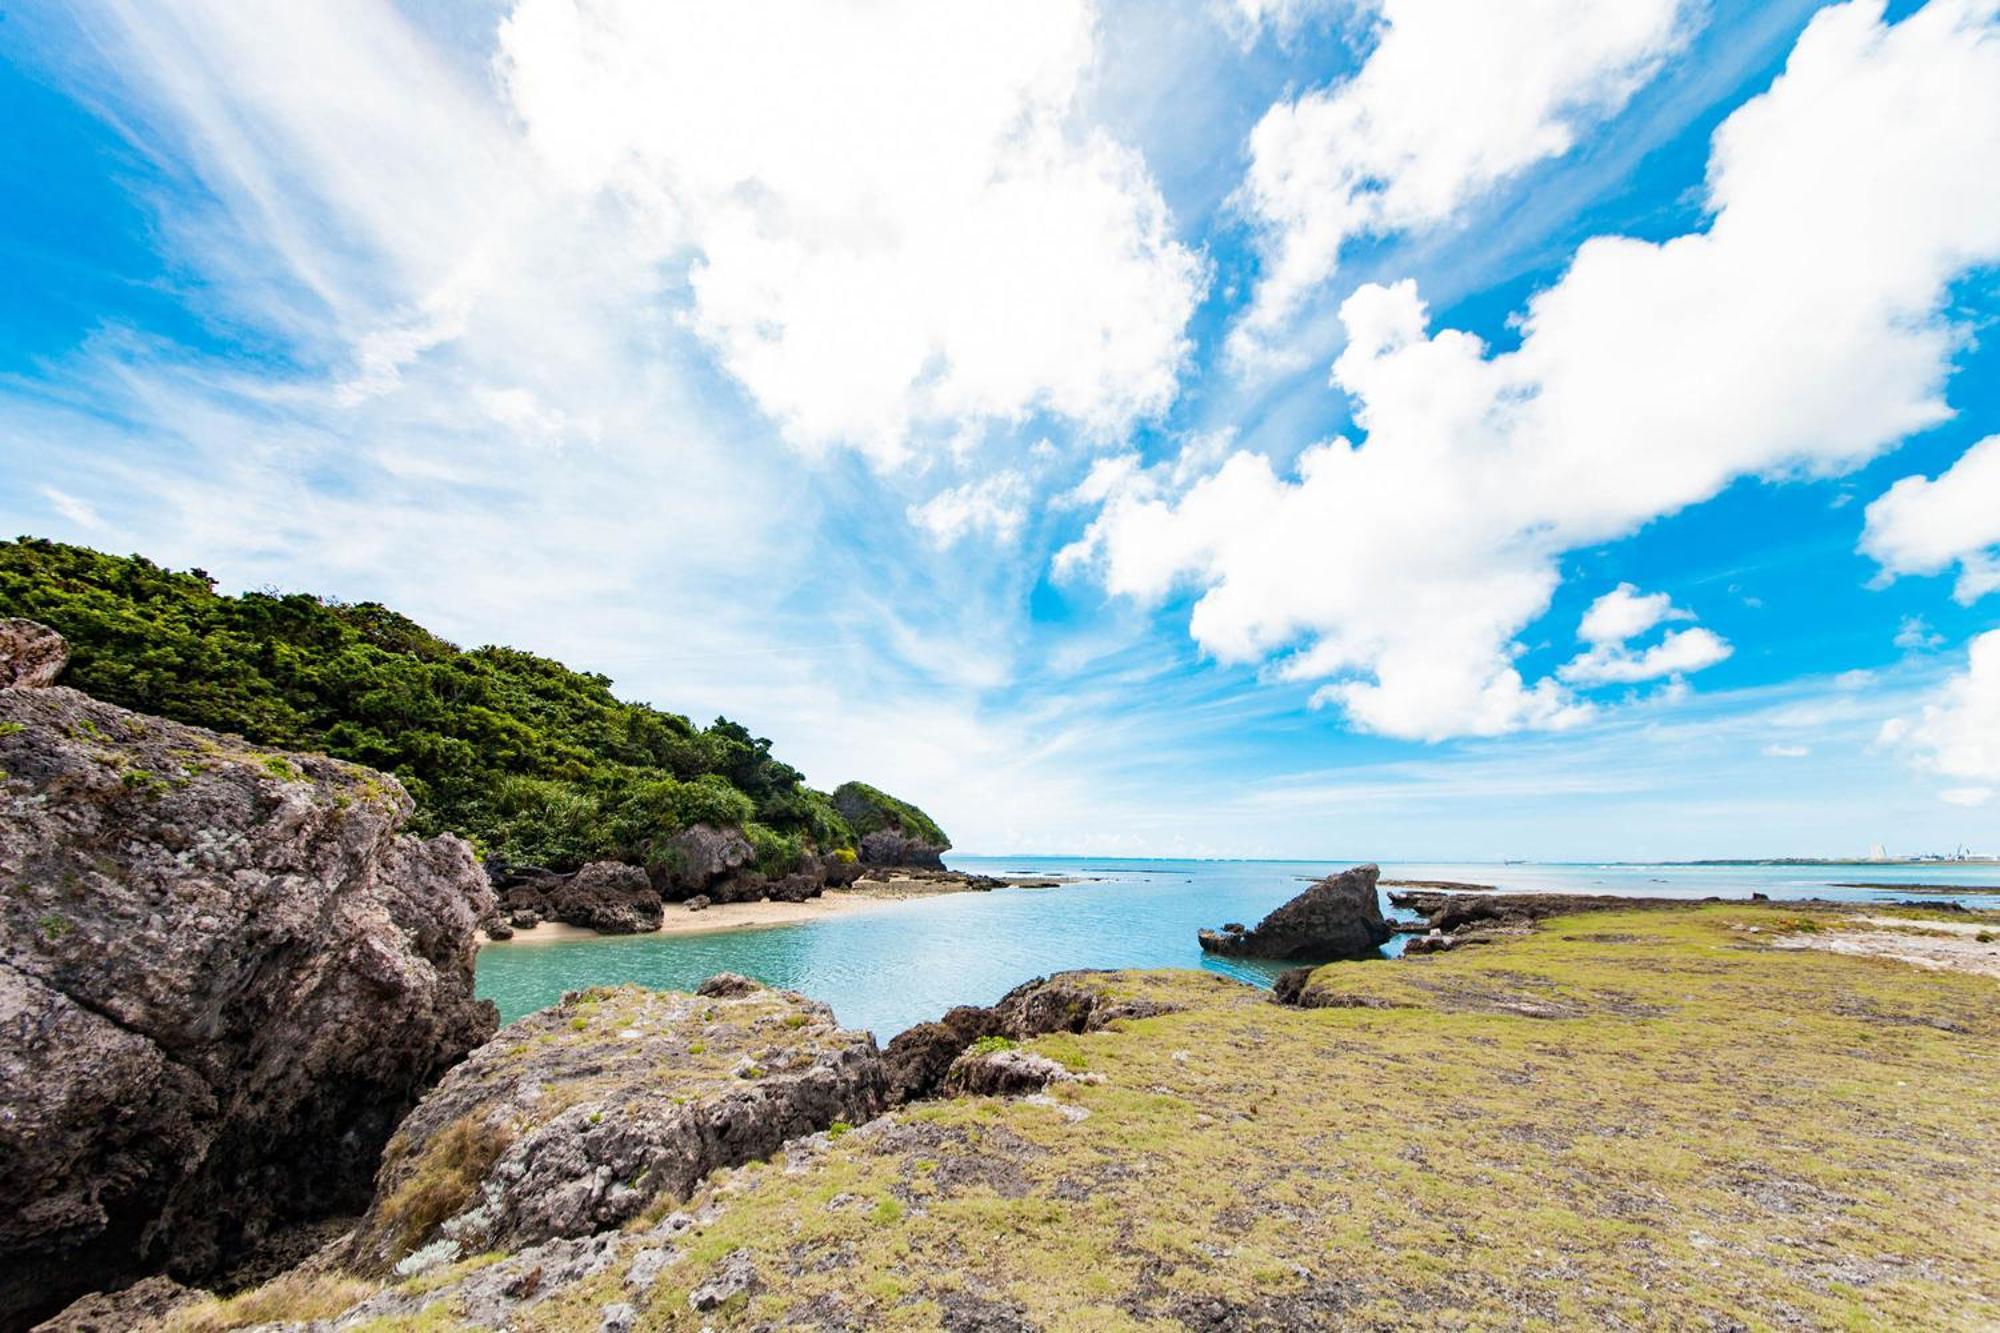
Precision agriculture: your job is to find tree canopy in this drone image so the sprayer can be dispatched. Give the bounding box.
[0,537,945,872]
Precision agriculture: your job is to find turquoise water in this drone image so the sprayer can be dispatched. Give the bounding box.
[474,856,2000,1038]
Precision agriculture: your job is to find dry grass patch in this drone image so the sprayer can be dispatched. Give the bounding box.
[162,1271,380,1333]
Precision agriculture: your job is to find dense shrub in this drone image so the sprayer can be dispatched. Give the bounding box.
[0,538,946,869]
[831,780,951,849]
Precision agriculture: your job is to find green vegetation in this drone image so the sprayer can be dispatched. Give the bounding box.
[0,538,947,870]
[832,780,951,850]
[965,1034,1017,1056]
[335,905,1999,1329]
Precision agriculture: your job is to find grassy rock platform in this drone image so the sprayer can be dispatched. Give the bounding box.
[166,904,1999,1331]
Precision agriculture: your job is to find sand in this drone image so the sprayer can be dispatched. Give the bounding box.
[480,872,1079,946]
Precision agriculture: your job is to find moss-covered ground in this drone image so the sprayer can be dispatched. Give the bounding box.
[213,906,2000,1330]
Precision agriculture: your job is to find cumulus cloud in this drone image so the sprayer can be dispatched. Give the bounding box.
[1559,585,1730,686]
[1230,0,1691,364]
[1064,0,2000,741]
[1575,583,1689,647]
[1861,433,2000,603]
[1879,630,2000,795]
[498,0,1205,462]
[908,472,1032,549]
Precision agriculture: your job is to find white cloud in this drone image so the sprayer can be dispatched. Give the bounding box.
[498,0,1205,463]
[1221,0,1345,46]
[1894,615,1945,652]
[1560,584,1729,686]
[1880,629,2000,789]
[1939,786,1994,807]
[1562,626,1731,687]
[908,472,1032,549]
[1861,433,2000,603]
[1576,582,1690,646]
[1230,0,1691,365]
[38,487,105,531]
[1764,743,1811,758]
[1065,0,2000,742]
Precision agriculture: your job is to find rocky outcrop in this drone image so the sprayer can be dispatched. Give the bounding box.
[1199,864,1392,961]
[1388,889,1727,933]
[652,823,756,897]
[346,979,891,1273]
[943,1047,1081,1097]
[0,619,65,689]
[883,1005,1009,1102]
[0,623,496,1326]
[882,972,1178,1103]
[857,828,945,868]
[28,1275,200,1333]
[546,861,662,934]
[831,781,950,868]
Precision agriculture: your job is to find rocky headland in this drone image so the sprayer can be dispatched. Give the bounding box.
[1197,862,1393,960]
[0,622,495,1326]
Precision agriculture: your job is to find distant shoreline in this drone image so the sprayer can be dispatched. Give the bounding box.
[480,871,1081,946]
[954,855,2000,868]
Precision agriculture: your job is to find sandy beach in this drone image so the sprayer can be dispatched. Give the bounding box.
[479,872,1079,945]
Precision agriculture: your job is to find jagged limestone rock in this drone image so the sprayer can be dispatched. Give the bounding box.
[0,626,495,1323]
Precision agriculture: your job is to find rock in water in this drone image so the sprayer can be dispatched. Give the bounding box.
[0,623,496,1325]
[345,979,890,1273]
[1197,864,1392,961]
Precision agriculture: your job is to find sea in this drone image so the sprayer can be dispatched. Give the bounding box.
[473,856,2000,1038]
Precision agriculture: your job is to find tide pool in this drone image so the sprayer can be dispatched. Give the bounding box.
[474,856,2000,1037]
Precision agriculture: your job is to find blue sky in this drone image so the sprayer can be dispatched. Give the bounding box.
[3,0,1998,859]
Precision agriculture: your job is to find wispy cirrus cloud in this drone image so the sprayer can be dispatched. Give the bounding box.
[1228,0,1694,368]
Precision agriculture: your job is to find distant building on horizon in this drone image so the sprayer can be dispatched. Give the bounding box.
[1868,843,1887,861]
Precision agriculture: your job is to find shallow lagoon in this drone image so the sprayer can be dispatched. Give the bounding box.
[475,856,2000,1036]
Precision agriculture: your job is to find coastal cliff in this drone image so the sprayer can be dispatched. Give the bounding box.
[0,622,495,1325]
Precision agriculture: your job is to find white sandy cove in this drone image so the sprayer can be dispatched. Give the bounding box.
[478,873,1067,945]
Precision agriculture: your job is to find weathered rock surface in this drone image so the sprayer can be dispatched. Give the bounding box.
[883,972,1178,1103]
[942,1048,1076,1097]
[831,782,950,868]
[0,618,66,689]
[651,823,756,896]
[346,979,891,1273]
[1388,889,1729,933]
[27,1275,200,1333]
[1198,864,1391,961]
[883,1005,1009,1102]
[0,624,496,1325]
[857,827,945,868]
[546,861,663,934]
